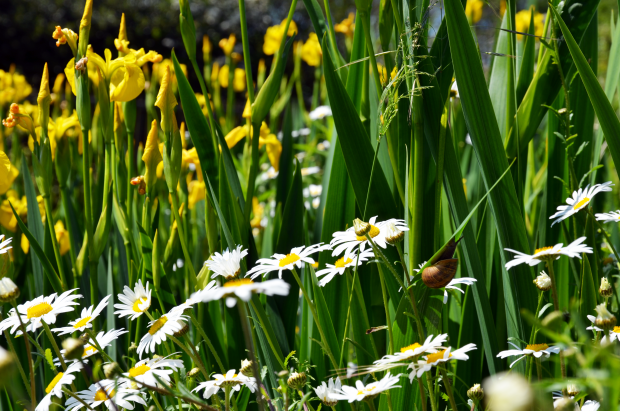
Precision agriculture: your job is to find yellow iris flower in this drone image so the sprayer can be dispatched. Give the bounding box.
[0,151,19,195]
[0,191,44,233]
[224,122,281,170]
[0,68,32,107]
[301,33,322,67]
[465,0,484,23]
[515,9,545,38]
[219,34,236,56]
[54,221,70,256]
[143,120,163,193]
[28,111,80,161]
[188,180,206,210]
[155,66,178,134]
[335,13,355,38]
[263,20,298,56]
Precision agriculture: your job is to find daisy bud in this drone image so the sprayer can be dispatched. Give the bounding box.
[104,362,122,379]
[240,359,253,377]
[594,303,616,330]
[62,338,85,360]
[187,367,201,377]
[153,354,163,361]
[353,218,370,237]
[467,384,484,402]
[483,372,533,411]
[563,384,579,397]
[129,342,138,353]
[287,371,307,390]
[0,278,19,303]
[173,320,189,338]
[600,277,613,298]
[533,271,552,291]
[554,396,577,411]
[385,222,404,245]
[0,346,15,386]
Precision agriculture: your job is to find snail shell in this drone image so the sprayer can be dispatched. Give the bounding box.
[421,259,458,289]
[436,237,462,262]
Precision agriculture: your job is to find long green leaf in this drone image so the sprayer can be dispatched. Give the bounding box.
[549,5,620,178]
[21,155,44,296]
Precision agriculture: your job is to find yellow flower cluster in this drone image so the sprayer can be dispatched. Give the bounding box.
[0,68,32,108]
[263,20,298,56]
[465,0,484,23]
[515,9,545,38]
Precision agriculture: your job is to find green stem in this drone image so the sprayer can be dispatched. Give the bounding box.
[14,308,35,407]
[43,197,67,290]
[189,58,220,164]
[243,123,261,226]
[289,269,339,370]
[3,328,29,396]
[151,393,165,411]
[189,311,226,373]
[544,261,566,378]
[378,267,394,354]
[80,126,97,308]
[237,302,265,411]
[237,0,254,103]
[225,386,232,411]
[359,11,383,98]
[169,335,208,379]
[170,192,197,286]
[366,399,377,411]
[339,267,358,368]
[85,328,116,364]
[440,365,458,411]
[41,320,67,371]
[535,357,542,381]
[426,373,438,411]
[60,188,79,276]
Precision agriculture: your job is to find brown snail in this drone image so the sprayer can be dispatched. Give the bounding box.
[421,238,461,289]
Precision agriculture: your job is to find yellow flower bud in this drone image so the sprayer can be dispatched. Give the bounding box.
[203,35,211,56]
[80,0,93,31]
[143,120,163,194]
[219,34,236,56]
[0,151,19,195]
[116,13,129,54]
[233,68,246,92]
[37,63,51,127]
[155,66,178,134]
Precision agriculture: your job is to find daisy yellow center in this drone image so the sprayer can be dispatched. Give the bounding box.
[358,386,377,395]
[129,364,151,377]
[311,262,319,268]
[149,316,168,335]
[73,316,92,329]
[525,343,548,352]
[400,343,422,353]
[426,349,451,364]
[356,225,380,242]
[534,246,553,254]
[573,197,590,210]
[335,257,353,268]
[279,253,301,267]
[82,345,96,357]
[27,302,53,319]
[45,372,64,394]
[613,326,620,333]
[224,278,254,287]
[94,388,115,401]
[132,297,149,313]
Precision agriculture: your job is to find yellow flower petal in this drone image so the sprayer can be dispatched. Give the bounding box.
[233,68,246,92]
[225,126,249,149]
[110,61,145,102]
[142,119,163,191]
[259,133,282,171]
[64,59,77,96]
[0,151,18,195]
[155,65,178,133]
[301,33,322,67]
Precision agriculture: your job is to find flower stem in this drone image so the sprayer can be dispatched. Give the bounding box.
[440,365,458,411]
[225,386,232,411]
[378,267,394,354]
[85,328,116,365]
[189,311,226,373]
[290,268,339,370]
[237,301,265,411]
[535,357,542,381]
[170,192,197,286]
[339,266,358,367]
[41,320,67,371]
[80,125,98,308]
[169,334,208,379]
[14,308,35,407]
[366,399,378,411]
[544,261,566,377]
[43,196,67,290]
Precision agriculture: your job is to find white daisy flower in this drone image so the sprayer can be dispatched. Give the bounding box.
[333,372,401,402]
[0,289,82,334]
[0,235,12,254]
[504,237,593,270]
[409,344,477,380]
[206,246,248,280]
[170,280,217,314]
[123,354,184,388]
[312,197,321,209]
[36,362,83,411]
[52,295,111,335]
[330,217,409,257]
[309,105,332,120]
[496,342,561,368]
[581,401,601,411]
[316,249,374,287]
[301,166,321,176]
[549,182,614,226]
[586,315,620,343]
[595,210,620,223]
[137,310,188,358]
[195,278,290,308]
[314,377,341,406]
[56,328,128,365]
[372,334,448,370]
[64,379,147,411]
[114,279,152,320]
[443,278,477,304]
[192,369,257,399]
[309,184,322,197]
[246,243,328,280]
